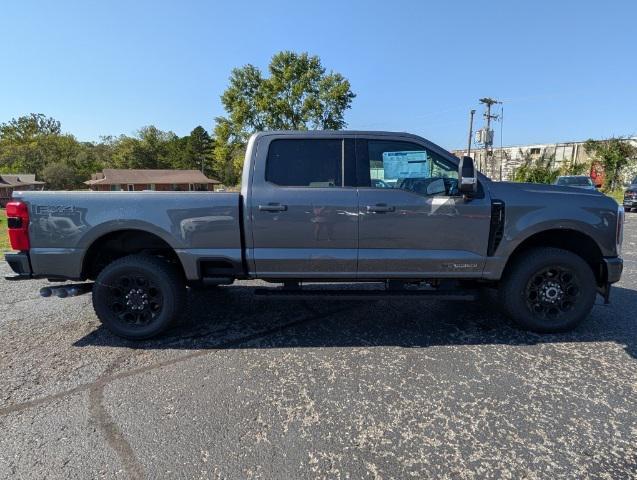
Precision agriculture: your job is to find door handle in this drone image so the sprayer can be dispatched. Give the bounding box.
[258,203,288,212]
[366,204,395,213]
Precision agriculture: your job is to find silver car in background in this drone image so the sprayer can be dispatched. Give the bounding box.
[554,175,597,191]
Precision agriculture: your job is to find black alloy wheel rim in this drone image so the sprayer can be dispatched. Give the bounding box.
[106,273,163,326]
[525,266,580,320]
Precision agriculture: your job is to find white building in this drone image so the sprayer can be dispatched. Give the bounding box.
[452,137,637,181]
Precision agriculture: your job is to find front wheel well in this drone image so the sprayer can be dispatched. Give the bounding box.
[81,229,184,280]
[502,229,605,285]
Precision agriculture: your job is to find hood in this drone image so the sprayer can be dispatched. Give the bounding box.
[490,181,603,195]
[486,181,616,208]
[567,184,597,190]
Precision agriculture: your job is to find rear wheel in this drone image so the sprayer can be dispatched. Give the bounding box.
[92,254,186,339]
[499,247,597,333]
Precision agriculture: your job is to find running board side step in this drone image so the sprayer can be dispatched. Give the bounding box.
[253,288,477,301]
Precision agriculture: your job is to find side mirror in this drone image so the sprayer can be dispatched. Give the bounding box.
[458,156,477,194]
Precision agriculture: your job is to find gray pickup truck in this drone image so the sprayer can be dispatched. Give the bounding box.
[4,131,624,339]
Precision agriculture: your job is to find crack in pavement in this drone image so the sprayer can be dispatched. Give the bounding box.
[0,305,354,418]
[1,303,354,479]
[88,351,146,479]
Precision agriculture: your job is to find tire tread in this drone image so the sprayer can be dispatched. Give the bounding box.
[92,254,186,339]
[499,247,596,333]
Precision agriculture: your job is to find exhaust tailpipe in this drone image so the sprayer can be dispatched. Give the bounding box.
[40,283,93,299]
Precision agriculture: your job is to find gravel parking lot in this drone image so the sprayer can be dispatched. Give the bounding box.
[1,217,636,479]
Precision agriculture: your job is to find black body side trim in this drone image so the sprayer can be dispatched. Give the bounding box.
[603,256,623,283]
[5,252,31,275]
[487,200,505,256]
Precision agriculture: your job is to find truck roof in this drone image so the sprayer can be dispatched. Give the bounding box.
[250,130,428,142]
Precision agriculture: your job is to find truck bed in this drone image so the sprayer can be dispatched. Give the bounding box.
[11,191,243,281]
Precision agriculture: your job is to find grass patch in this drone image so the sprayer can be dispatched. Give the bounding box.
[0,209,11,252]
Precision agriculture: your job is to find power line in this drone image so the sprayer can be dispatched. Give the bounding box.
[499,105,504,181]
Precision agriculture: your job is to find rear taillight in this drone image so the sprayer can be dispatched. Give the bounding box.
[6,201,30,251]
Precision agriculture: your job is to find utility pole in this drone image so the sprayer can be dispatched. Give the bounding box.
[466,109,476,157]
[478,97,500,174]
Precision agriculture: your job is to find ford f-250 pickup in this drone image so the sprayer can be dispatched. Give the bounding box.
[4,131,624,339]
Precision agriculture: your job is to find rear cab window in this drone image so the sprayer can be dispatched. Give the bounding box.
[266,139,345,187]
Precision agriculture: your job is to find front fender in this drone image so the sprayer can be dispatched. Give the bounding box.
[498,210,615,260]
[482,182,620,280]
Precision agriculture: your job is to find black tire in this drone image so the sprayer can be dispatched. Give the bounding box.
[92,254,186,340]
[498,247,596,333]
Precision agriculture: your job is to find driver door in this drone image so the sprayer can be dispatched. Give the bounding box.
[356,137,492,278]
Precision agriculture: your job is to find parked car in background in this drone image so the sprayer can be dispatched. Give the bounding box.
[554,175,597,191]
[623,176,637,211]
[371,178,391,189]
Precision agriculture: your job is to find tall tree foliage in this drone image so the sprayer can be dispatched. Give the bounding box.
[0,114,99,183]
[0,114,217,189]
[41,162,78,190]
[1,51,357,189]
[186,126,213,174]
[0,113,61,141]
[214,51,356,184]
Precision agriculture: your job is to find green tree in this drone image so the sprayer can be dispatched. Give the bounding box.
[584,138,637,191]
[186,126,213,173]
[0,113,61,142]
[0,114,222,189]
[0,114,90,187]
[213,51,356,184]
[109,126,179,169]
[41,162,78,190]
[212,118,244,185]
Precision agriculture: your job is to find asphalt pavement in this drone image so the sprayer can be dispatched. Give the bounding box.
[1,216,636,479]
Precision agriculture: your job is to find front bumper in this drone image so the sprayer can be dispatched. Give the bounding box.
[604,256,623,283]
[4,252,32,280]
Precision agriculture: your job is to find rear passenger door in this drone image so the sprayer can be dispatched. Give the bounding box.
[249,135,359,278]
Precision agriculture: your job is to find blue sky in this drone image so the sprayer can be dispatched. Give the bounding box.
[1,0,635,149]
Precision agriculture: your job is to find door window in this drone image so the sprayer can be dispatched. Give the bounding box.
[266,139,344,187]
[365,140,459,196]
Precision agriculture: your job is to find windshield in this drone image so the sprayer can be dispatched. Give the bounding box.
[557,176,593,186]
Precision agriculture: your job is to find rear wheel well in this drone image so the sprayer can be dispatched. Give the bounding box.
[81,230,184,280]
[503,229,605,285]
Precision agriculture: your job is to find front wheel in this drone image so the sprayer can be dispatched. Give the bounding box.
[498,247,597,333]
[92,254,186,339]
